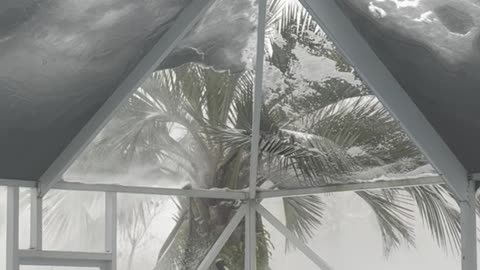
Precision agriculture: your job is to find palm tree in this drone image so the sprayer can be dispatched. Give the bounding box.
[44,1,462,269]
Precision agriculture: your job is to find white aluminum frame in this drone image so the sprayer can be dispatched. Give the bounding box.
[257,176,444,199]
[105,192,117,270]
[2,0,478,269]
[55,181,248,200]
[3,175,459,270]
[6,186,117,270]
[7,187,19,270]
[18,250,112,268]
[2,178,248,200]
[3,175,445,197]
[248,0,267,200]
[1,178,36,188]
[245,199,257,270]
[244,0,268,268]
[30,189,42,250]
[460,180,478,270]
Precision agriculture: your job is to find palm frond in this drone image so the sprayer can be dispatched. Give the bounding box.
[356,189,415,255]
[267,0,324,36]
[405,185,460,253]
[282,195,325,251]
[206,125,360,187]
[294,95,387,144]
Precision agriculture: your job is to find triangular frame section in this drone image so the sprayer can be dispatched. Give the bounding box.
[37,0,217,197]
[298,0,468,200]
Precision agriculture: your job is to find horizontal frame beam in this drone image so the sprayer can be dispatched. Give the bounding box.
[0,178,248,200]
[300,0,468,200]
[258,176,444,199]
[0,178,248,199]
[1,176,444,200]
[54,181,248,200]
[18,250,111,267]
[19,250,112,261]
[37,0,217,197]
[469,173,480,181]
[0,178,36,188]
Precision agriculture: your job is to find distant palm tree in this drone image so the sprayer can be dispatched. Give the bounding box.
[43,1,461,270]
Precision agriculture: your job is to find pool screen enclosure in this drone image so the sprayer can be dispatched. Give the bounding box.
[0,0,479,269]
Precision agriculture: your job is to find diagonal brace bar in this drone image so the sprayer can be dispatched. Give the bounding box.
[257,204,332,270]
[197,204,247,270]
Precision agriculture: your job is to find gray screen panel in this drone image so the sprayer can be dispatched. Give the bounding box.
[0,0,185,180]
[335,0,480,172]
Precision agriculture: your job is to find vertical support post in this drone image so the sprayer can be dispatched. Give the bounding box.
[30,189,43,250]
[245,204,251,267]
[245,0,267,268]
[245,200,257,270]
[460,179,477,270]
[105,192,117,270]
[7,187,19,270]
[248,0,268,199]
